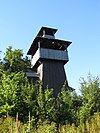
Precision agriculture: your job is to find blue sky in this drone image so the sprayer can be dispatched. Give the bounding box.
[0,0,100,93]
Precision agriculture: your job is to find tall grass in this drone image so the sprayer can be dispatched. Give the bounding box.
[0,112,100,133]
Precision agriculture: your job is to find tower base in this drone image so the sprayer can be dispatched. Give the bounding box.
[38,60,68,96]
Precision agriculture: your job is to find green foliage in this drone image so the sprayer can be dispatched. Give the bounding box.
[0,46,100,132]
[0,47,33,121]
[0,72,28,116]
[4,46,30,72]
[79,74,100,122]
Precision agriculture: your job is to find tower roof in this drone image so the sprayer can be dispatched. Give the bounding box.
[27,27,72,55]
[37,27,57,37]
[27,37,71,55]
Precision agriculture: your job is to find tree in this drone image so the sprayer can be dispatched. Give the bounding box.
[1,46,100,127]
[79,74,100,122]
[3,46,30,72]
[0,47,32,121]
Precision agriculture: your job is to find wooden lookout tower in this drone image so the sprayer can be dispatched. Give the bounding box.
[27,27,72,96]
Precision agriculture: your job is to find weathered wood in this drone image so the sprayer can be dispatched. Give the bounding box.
[26,72,39,77]
[31,48,68,67]
[27,27,72,96]
[40,48,68,61]
[37,60,68,96]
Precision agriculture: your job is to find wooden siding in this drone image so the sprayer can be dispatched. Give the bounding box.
[37,60,68,96]
[26,72,39,77]
[31,48,40,68]
[31,48,68,68]
[40,48,68,61]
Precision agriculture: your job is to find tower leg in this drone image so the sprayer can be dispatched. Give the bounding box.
[37,60,68,96]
